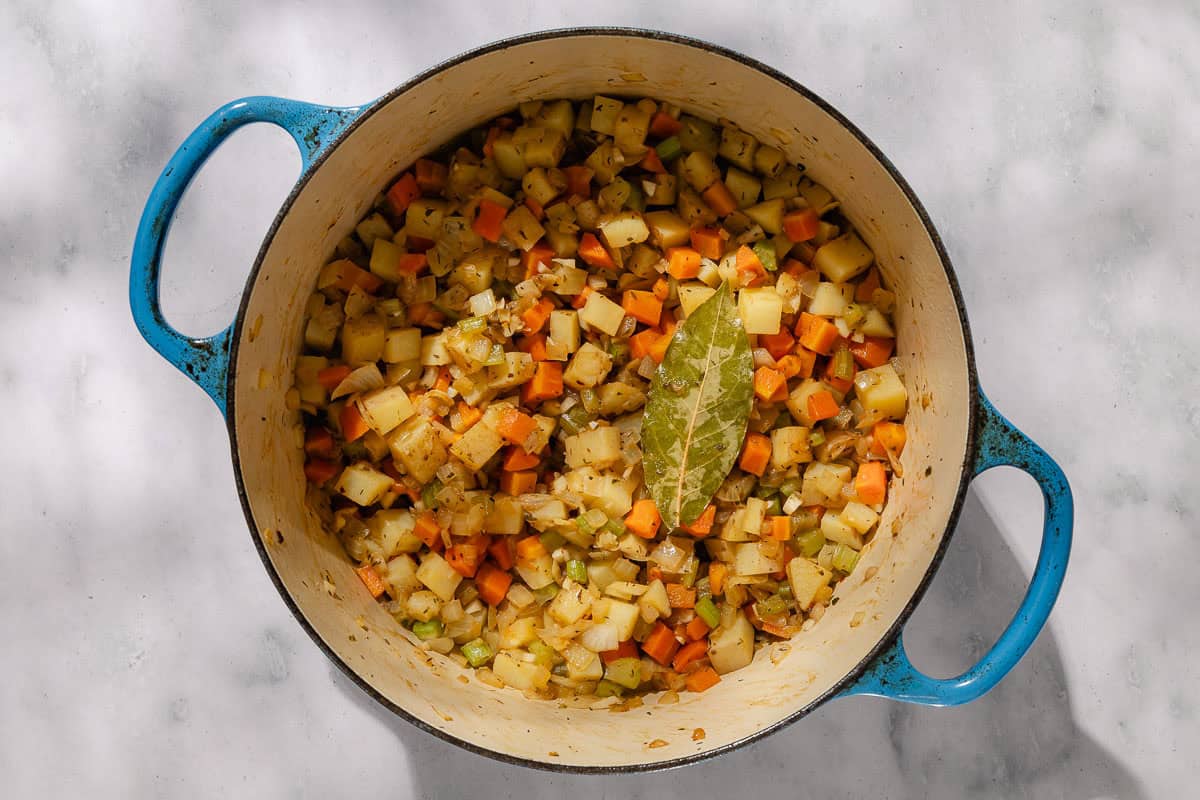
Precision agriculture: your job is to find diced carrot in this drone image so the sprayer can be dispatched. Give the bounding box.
[397,253,428,275]
[795,312,840,355]
[783,258,812,276]
[434,367,452,392]
[641,622,680,666]
[524,196,545,220]
[666,246,702,279]
[685,666,721,692]
[502,445,540,471]
[520,362,563,405]
[578,232,615,269]
[496,407,538,445]
[487,537,515,571]
[666,583,696,609]
[822,355,854,394]
[521,241,556,279]
[316,365,352,391]
[304,458,339,485]
[629,327,663,361]
[499,470,537,496]
[354,565,388,599]
[689,226,727,261]
[855,267,881,302]
[708,563,727,596]
[685,616,710,641]
[735,245,767,286]
[304,426,337,459]
[521,297,555,335]
[625,499,662,540]
[807,389,841,422]
[782,208,821,242]
[652,277,670,302]
[564,165,593,198]
[414,158,447,193]
[517,333,549,362]
[446,536,487,578]
[855,461,888,506]
[871,421,907,457]
[753,366,789,403]
[516,535,547,561]
[407,302,445,328]
[702,181,737,216]
[759,329,795,360]
[782,347,817,379]
[482,126,501,159]
[680,504,716,537]
[640,148,666,174]
[473,198,508,243]
[601,639,639,665]
[739,432,772,477]
[672,638,709,672]
[414,511,443,550]
[340,402,370,442]
[649,111,683,138]
[406,235,435,252]
[767,515,792,541]
[569,285,594,310]
[475,562,513,607]
[386,172,420,214]
[850,335,896,369]
[452,401,483,432]
[648,320,676,363]
[622,290,663,327]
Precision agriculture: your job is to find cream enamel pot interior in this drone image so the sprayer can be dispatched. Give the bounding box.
[130,29,1073,771]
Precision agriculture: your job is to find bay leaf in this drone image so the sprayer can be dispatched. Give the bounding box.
[642,282,754,529]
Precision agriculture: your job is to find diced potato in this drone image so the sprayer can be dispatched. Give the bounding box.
[564,426,623,470]
[357,385,415,435]
[732,541,785,576]
[484,495,525,535]
[563,467,634,518]
[841,501,880,534]
[493,652,551,691]
[368,237,403,282]
[597,382,646,415]
[677,115,719,155]
[547,309,581,355]
[386,415,448,484]
[564,643,604,681]
[821,512,863,550]
[419,333,451,366]
[860,307,895,338]
[499,617,538,649]
[856,364,908,422]
[645,174,677,207]
[638,579,671,622]
[501,205,546,252]
[334,462,394,507]
[405,198,448,239]
[522,167,565,205]
[787,558,833,612]
[367,509,421,557]
[341,313,386,364]
[545,263,588,296]
[294,355,330,406]
[807,281,849,317]
[304,300,342,353]
[514,125,566,168]
[533,99,575,135]
[770,426,813,469]
[678,284,717,317]
[725,167,762,208]
[613,103,652,154]
[383,327,421,363]
[355,212,394,249]
[515,554,556,590]
[598,211,650,249]
[450,419,505,471]
[405,590,442,622]
[681,152,722,192]
[549,581,592,625]
[719,126,759,172]
[742,496,767,534]
[762,165,804,201]
[753,145,787,177]
[786,379,827,427]
[644,210,689,248]
[564,342,614,389]
[718,509,755,542]
[383,554,421,598]
[491,133,527,179]
[486,351,536,390]
[801,462,853,508]
[605,599,639,640]
[737,287,783,334]
[813,232,874,283]
[451,251,496,294]
[525,414,556,454]
[590,96,624,135]
[744,198,786,234]
[708,611,754,674]
[797,177,839,214]
[416,552,462,601]
[579,292,625,337]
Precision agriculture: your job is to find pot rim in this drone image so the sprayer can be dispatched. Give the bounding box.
[225,26,981,774]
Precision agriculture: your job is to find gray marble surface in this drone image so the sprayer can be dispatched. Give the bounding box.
[2,1,1195,797]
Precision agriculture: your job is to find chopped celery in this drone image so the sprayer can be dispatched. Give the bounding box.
[625,182,646,212]
[412,619,444,640]
[753,483,779,500]
[559,404,593,435]
[532,583,560,604]
[594,679,625,698]
[458,316,487,333]
[792,506,822,532]
[607,341,630,366]
[540,530,567,552]
[461,637,494,667]
[763,496,783,516]
[753,239,778,271]
[576,514,596,535]
[777,583,793,602]
[655,136,683,161]
[832,346,855,381]
[604,657,643,690]
[831,543,860,574]
[794,529,825,558]
[422,479,443,509]
[778,478,803,498]
[603,519,626,538]
[695,596,720,628]
[566,559,588,584]
[808,429,826,447]
[580,387,600,415]
[756,594,788,618]
[529,639,560,667]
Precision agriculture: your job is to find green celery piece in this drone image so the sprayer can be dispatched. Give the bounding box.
[756,594,788,618]
[603,519,626,538]
[832,345,855,381]
[655,136,683,161]
[831,543,860,574]
[808,429,826,447]
[753,239,778,271]
[540,530,566,552]
[604,657,643,690]
[529,639,559,667]
[695,596,720,628]
[412,619,444,640]
[794,528,825,558]
[566,559,588,584]
[461,637,494,668]
[763,496,783,516]
[458,316,487,333]
[422,479,443,509]
[594,679,625,698]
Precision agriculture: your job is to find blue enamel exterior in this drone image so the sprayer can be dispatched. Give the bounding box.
[129,96,365,413]
[841,391,1073,705]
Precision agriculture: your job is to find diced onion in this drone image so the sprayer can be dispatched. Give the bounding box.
[331,364,385,399]
[580,622,619,653]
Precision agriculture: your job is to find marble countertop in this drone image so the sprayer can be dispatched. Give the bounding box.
[3,1,1195,797]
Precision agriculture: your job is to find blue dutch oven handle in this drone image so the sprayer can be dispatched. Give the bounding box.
[842,390,1073,705]
[130,96,366,416]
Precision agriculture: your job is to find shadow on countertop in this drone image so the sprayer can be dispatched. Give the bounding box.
[333,488,1142,800]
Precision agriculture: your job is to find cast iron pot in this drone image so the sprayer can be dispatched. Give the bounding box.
[130,28,1073,771]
